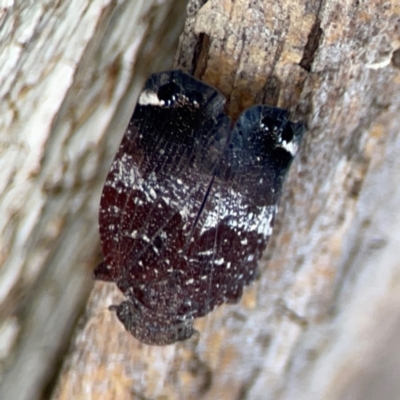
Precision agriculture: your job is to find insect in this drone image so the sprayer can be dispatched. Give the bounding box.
[95,70,304,345]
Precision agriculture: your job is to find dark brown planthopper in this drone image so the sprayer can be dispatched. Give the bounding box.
[95,70,304,345]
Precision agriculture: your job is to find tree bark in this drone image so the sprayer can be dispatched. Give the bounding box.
[1,0,400,399]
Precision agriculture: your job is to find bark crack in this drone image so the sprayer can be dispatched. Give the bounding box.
[299,18,323,72]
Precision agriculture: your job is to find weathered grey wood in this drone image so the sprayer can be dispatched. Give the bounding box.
[0,1,186,399]
[1,0,400,399]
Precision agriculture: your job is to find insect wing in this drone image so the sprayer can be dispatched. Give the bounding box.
[96,71,230,344]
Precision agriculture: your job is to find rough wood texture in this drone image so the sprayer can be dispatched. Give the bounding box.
[1,0,400,399]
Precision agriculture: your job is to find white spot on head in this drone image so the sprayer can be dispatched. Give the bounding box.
[138,90,165,106]
[280,140,298,155]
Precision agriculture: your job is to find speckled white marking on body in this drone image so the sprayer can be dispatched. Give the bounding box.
[179,205,192,219]
[200,188,275,237]
[141,234,150,242]
[110,154,140,189]
[198,250,213,256]
[162,196,171,206]
[226,204,275,236]
[148,187,157,200]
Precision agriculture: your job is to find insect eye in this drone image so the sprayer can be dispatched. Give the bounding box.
[157,82,181,103]
[281,124,294,142]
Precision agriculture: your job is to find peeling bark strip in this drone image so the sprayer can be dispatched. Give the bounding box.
[95,70,304,345]
[0,1,187,400]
